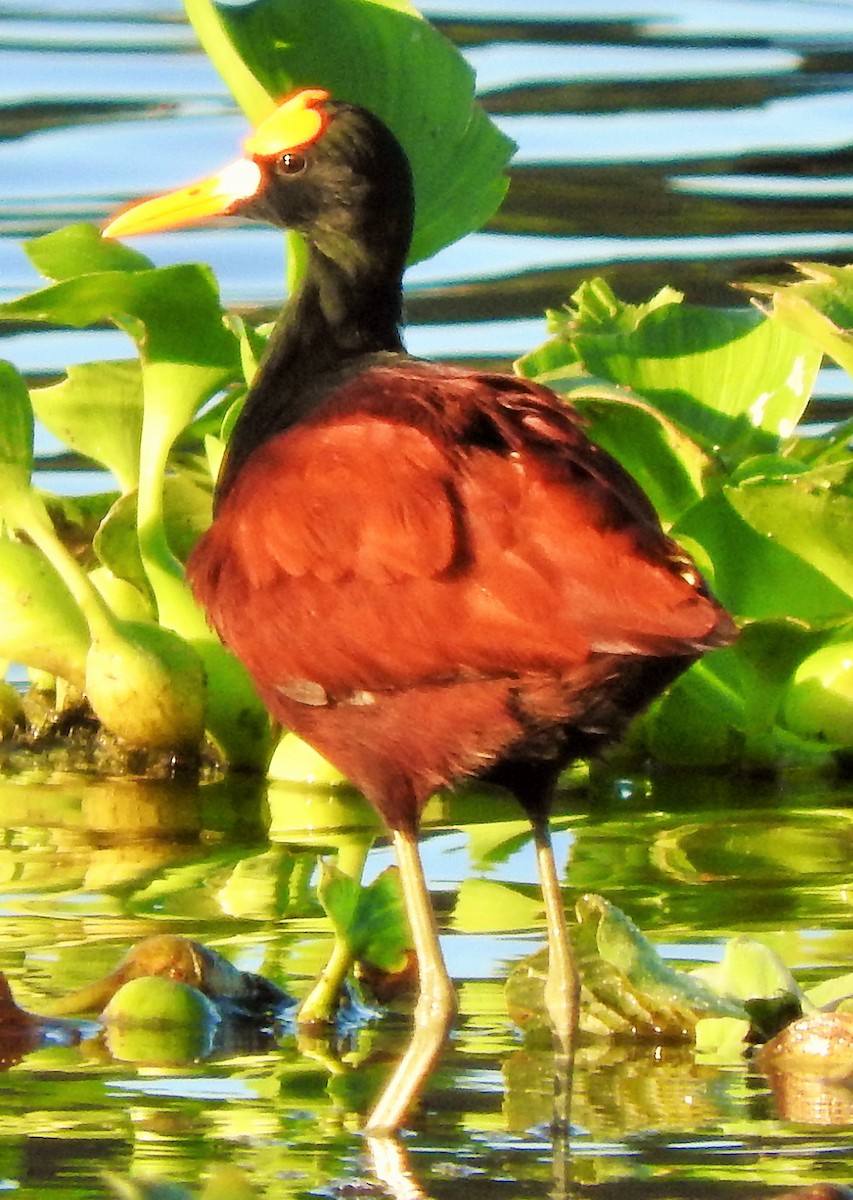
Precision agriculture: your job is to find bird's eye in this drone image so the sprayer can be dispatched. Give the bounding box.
[277,151,308,175]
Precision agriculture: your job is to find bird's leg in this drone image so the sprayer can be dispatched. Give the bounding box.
[365,826,457,1133]
[531,814,579,1132]
[366,1135,428,1200]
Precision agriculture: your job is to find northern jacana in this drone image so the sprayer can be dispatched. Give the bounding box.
[104,88,735,1132]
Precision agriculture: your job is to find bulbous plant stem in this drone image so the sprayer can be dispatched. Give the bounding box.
[9,491,205,753]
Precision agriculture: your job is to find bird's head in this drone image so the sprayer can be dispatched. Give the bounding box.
[103,88,414,264]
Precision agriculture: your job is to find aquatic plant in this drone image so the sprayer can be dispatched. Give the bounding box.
[0,0,850,771]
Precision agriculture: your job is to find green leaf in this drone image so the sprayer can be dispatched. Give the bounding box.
[691,936,805,1008]
[732,619,828,753]
[694,1015,752,1061]
[750,261,853,379]
[0,361,35,509]
[182,0,281,122]
[317,862,409,972]
[0,536,90,689]
[94,475,213,597]
[806,970,853,1011]
[0,245,242,644]
[570,388,713,524]
[725,462,853,602]
[639,657,746,768]
[521,278,822,456]
[26,222,152,281]
[674,490,852,622]
[783,631,853,748]
[0,261,239,421]
[190,0,515,263]
[31,361,144,494]
[85,619,206,752]
[638,619,834,768]
[267,731,348,785]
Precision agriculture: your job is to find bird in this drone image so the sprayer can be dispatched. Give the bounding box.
[103,87,736,1132]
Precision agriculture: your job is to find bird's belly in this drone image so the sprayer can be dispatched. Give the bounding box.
[252,653,674,831]
[260,670,555,828]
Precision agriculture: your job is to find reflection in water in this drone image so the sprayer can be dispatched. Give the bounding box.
[0,772,850,1195]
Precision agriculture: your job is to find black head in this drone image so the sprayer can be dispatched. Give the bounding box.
[104,89,415,269]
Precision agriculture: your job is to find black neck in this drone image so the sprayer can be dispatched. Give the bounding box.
[217,236,406,501]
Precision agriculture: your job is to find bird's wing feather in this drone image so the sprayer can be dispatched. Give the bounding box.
[189,369,724,700]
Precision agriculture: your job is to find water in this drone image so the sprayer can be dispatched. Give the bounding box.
[2,769,853,1198]
[1,2,853,1196]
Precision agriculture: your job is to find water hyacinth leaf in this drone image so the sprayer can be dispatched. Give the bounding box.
[94,492,150,597]
[516,277,680,379]
[639,656,746,768]
[89,567,153,624]
[783,633,853,748]
[162,473,215,562]
[94,475,214,593]
[691,936,805,1008]
[570,389,713,525]
[806,970,853,1012]
[639,618,833,768]
[187,0,515,263]
[103,977,219,1065]
[732,619,829,757]
[515,328,583,384]
[31,361,144,494]
[791,415,853,468]
[318,861,409,972]
[0,256,240,433]
[751,262,853,379]
[694,1015,752,1061]
[267,730,348,785]
[26,222,152,281]
[674,490,853,622]
[190,638,272,768]
[0,250,241,662]
[725,462,853,602]
[85,619,206,752]
[523,278,822,455]
[43,491,117,567]
[0,361,35,508]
